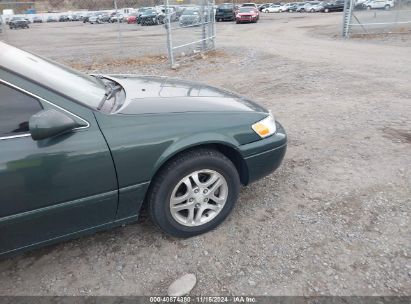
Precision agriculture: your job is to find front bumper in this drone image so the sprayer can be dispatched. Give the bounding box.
[216,13,234,20]
[239,121,287,184]
[180,19,200,26]
[141,17,157,25]
[237,16,258,23]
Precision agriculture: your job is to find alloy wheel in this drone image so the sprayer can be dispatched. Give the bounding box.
[169,169,228,227]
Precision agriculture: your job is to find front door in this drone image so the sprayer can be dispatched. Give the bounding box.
[0,82,118,256]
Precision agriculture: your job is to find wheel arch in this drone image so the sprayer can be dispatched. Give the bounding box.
[150,141,250,188]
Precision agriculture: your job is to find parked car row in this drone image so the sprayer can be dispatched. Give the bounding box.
[5,8,139,26]
[79,7,177,26]
[261,0,345,13]
[8,17,30,29]
[1,0,406,31]
[360,0,395,10]
[260,0,396,13]
[215,3,260,24]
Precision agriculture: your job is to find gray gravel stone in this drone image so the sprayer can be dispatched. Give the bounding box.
[168,274,197,296]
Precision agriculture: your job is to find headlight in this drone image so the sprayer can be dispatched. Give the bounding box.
[252,113,276,138]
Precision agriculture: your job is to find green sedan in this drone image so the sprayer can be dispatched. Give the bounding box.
[0,42,287,257]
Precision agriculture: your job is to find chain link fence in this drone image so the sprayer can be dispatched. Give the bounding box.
[0,0,216,68]
[164,0,215,68]
[342,0,411,37]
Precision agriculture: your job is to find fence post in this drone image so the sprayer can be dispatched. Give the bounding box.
[342,0,353,37]
[165,0,175,68]
[201,0,207,50]
[0,15,4,37]
[113,0,123,54]
[210,0,216,49]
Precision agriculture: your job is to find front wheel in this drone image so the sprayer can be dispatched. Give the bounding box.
[384,4,390,9]
[324,8,329,12]
[148,149,240,238]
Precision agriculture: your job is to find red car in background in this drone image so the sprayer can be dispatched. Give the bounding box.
[127,14,138,24]
[236,7,259,23]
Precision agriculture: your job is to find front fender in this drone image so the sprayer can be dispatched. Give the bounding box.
[152,132,240,177]
[95,111,264,188]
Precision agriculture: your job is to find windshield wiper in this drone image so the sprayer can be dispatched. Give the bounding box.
[97,84,122,111]
[91,74,106,86]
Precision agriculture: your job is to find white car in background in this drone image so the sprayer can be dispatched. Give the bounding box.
[241,3,258,8]
[263,4,282,12]
[304,1,324,12]
[364,0,394,9]
[279,3,295,12]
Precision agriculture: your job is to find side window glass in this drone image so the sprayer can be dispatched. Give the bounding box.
[0,83,43,137]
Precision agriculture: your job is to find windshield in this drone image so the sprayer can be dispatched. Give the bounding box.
[239,7,254,12]
[0,42,106,109]
[144,9,156,14]
[183,10,199,15]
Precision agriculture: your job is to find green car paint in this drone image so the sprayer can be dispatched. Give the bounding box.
[0,42,287,257]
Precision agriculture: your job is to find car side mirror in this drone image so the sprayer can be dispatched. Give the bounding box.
[29,109,82,141]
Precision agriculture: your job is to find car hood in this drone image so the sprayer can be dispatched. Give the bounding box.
[105,75,268,115]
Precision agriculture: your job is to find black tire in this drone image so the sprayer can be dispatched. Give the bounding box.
[384,4,390,9]
[148,148,240,238]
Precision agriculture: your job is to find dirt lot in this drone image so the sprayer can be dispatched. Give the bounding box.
[0,12,410,296]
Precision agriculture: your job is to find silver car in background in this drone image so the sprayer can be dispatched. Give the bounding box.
[304,1,324,12]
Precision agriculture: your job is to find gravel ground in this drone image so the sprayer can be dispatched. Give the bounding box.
[0,12,410,296]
